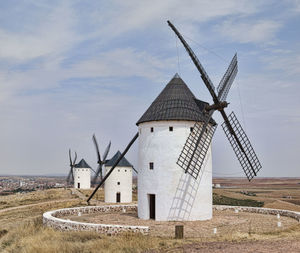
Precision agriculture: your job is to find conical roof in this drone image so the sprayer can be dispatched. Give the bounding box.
[74,159,91,168]
[106,151,133,167]
[136,74,213,125]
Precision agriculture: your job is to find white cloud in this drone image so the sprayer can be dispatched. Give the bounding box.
[215,19,281,44]
[87,0,267,44]
[69,48,176,81]
[261,53,300,77]
[0,1,78,62]
[290,0,300,12]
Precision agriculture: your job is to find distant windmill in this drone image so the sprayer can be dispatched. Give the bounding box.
[167,20,261,181]
[66,149,77,184]
[91,134,111,184]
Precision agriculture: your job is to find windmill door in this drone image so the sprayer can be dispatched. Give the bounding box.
[116,192,121,203]
[149,194,155,219]
[77,183,80,189]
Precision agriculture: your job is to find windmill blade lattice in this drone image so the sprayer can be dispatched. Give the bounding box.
[102,141,111,162]
[177,111,217,179]
[222,111,262,181]
[217,54,238,102]
[168,20,261,181]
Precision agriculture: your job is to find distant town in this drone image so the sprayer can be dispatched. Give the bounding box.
[0,176,67,195]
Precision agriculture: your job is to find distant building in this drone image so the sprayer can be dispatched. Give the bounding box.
[73,159,91,189]
[104,151,133,203]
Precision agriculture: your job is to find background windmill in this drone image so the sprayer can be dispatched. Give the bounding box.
[66,149,77,185]
[91,134,111,185]
[167,20,261,181]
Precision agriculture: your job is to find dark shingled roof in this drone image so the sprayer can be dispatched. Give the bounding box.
[136,74,214,125]
[106,151,133,167]
[74,159,91,168]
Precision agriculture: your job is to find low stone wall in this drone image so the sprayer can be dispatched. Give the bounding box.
[213,205,300,222]
[43,204,300,235]
[43,204,149,235]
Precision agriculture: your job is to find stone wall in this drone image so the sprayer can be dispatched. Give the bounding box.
[213,205,300,221]
[43,204,149,235]
[43,204,300,236]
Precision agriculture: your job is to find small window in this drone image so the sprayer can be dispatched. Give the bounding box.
[169,126,173,132]
[125,170,127,172]
[190,127,194,132]
[150,127,154,132]
[149,162,154,170]
[118,169,120,172]
[117,182,120,185]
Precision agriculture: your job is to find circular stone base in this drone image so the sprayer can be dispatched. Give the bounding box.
[43,205,300,237]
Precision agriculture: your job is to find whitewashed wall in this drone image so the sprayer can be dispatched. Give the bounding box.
[137,120,212,221]
[74,168,91,189]
[104,166,132,203]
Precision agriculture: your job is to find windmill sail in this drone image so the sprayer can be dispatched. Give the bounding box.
[217,53,238,102]
[67,149,77,184]
[177,111,217,179]
[66,169,73,183]
[92,135,111,184]
[168,20,261,181]
[222,111,262,181]
[167,21,216,97]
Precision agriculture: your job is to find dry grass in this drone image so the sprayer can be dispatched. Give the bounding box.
[0,188,76,209]
[1,217,299,253]
[0,181,300,252]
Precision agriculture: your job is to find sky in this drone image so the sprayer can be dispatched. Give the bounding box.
[0,0,299,177]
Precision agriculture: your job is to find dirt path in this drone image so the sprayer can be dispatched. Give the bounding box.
[71,188,87,200]
[0,199,78,214]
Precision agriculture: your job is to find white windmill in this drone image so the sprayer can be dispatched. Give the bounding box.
[104,151,133,203]
[73,159,91,189]
[136,73,215,220]
[87,21,261,222]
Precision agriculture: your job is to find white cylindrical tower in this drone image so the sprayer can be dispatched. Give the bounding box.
[137,74,214,221]
[73,159,91,189]
[104,151,133,203]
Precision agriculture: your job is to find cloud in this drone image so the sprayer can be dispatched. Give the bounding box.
[69,48,176,81]
[261,53,300,77]
[0,0,299,177]
[215,19,281,44]
[0,1,78,62]
[86,0,267,44]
